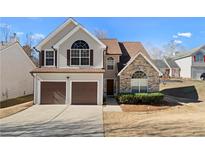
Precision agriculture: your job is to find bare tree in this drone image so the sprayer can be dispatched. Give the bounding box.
[0,23,11,43]
[163,40,186,57]
[144,42,164,59]
[25,32,33,47]
[94,29,108,39]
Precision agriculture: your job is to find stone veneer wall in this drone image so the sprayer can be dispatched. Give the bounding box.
[119,54,159,93]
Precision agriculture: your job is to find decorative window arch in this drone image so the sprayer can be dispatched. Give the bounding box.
[107,57,114,70]
[70,40,91,66]
[71,40,89,49]
[132,71,147,79]
[131,71,148,93]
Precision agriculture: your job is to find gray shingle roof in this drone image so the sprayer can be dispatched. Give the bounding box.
[153,59,168,69]
[165,58,180,68]
[173,45,205,60]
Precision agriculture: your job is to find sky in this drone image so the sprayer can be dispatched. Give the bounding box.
[0,17,205,51]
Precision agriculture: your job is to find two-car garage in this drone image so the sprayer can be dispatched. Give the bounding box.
[40,81,98,105]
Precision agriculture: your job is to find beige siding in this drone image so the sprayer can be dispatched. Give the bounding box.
[59,29,104,68]
[0,43,35,101]
[103,54,120,95]
[41,22,76,50]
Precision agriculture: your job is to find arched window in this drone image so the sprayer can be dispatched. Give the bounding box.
[70,40,90,66]
[132,71,147,79]
[107,57,114,70]
[71,40,89,49]
[131,71,148,93]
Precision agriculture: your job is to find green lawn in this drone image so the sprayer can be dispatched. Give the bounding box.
[0,94,33,108]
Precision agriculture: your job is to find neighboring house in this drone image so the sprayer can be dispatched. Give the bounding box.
[0,41,36,102]
[31,18,161,105]
[173,45,205,80]
[163,58,180,78]
[153,59,170,77]
[153,58,180,78]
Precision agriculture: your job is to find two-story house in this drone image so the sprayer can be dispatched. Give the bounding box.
[31,18,161,105]
[173,45,205,80]
[0,40,36,102]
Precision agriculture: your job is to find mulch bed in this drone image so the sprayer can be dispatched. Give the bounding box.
[120,101,182,112]
[120,104,169,112]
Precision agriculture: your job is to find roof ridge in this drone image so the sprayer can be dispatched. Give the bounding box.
[121,41,141,43]
[100,38,118,40]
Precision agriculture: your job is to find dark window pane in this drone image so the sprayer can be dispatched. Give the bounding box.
[107,65,114,70]
[46,51,54,57]
[131,86,139,93]
[81,58,89,65]
[140,86,147,93]
[71,50,79,57]
[71,58,79,65]
[46,59,54,65]
[81,50,89,57]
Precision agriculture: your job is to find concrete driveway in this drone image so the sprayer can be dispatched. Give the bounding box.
[0,105,104,137]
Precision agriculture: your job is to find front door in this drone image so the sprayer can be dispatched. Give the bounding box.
[107,79,114,95]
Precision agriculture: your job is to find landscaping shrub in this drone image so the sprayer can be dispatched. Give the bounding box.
[117,92,164,104]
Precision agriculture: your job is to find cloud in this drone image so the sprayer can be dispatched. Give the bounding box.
[16,32,24,36]
[172,35,178,38]
[31,33,45,40]
[177,32,192,38]
[0,23,11,29]
[174,40,182,44]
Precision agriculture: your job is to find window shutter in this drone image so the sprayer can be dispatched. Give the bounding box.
[41,50,44,67]
[67,49,70,66]
[55,50,57,67]
[193,56,196,62]
[90,49,93,66]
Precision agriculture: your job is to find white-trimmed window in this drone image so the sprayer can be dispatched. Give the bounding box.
[70,40,90,66]
[131,71,148,93]
[45,50,55,66]
[107,57,114,70]
[71,49,90,66]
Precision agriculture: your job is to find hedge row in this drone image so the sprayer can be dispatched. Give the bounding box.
[116,93,164,104]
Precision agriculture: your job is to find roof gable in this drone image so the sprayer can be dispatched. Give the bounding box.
[54,25,106,48]
[36,18,78,50]
[118,42,153,71]
[173,44,205,60]
[121,42,151,59]
[164,58,179,68]
[118,52,162,76]
[0,42,36,68]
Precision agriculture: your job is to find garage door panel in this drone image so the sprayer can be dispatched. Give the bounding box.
[41,82,66,104]
[72,82,97,105]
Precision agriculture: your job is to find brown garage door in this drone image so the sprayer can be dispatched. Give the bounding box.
[41,82,66,104]
[72,82,97,105]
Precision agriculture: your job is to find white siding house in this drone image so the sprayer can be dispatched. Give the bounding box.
[174,45,205,80]
[0,42,36,102]
[175,56,192,78]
